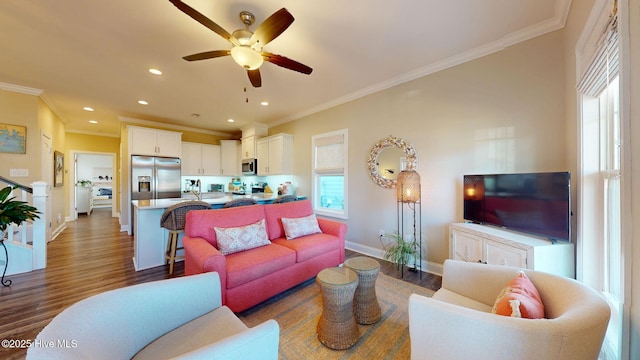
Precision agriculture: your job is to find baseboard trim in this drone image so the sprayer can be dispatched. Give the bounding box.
[345,240,443,277]
[51,223,67,242]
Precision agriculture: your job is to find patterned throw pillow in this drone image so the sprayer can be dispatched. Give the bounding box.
[491,271,545,319]
[281,213,322,240]
[214,219,270,255]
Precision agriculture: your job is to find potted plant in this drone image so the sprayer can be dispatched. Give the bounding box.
[0,186,40,286]
[76,179,93,187]
[0,186,40,237]
[382,232,418,273]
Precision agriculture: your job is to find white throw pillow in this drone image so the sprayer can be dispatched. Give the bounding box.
[281,213,322,240]
[214,219,270,255]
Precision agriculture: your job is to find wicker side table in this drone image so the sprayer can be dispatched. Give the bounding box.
[316,267,360,350]
[345,256,382,324]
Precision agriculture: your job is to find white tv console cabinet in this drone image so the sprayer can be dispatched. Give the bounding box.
[449,222,575,278]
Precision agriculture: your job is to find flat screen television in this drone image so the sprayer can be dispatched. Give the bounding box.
[463,172,571,242]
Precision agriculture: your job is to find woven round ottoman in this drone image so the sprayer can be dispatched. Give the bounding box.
[344,256,382,324]
[316,267,359,350]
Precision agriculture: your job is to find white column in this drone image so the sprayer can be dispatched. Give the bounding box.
[31,181,47,270]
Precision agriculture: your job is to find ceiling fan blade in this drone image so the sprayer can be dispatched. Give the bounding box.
[251,8,294,48]
[169,0,233,43]
[263,52,313,75]
[248,69,262,88]
[183,50,230,61]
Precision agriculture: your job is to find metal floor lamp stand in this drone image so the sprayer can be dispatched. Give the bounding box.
[397,178,422,280]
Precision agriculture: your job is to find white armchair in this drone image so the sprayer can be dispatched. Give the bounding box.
[409,260,610,360]
[27,272,279,360]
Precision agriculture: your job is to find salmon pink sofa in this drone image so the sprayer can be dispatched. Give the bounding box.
[183,199,347,312]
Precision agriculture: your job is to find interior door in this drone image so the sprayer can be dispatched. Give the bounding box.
[40,131,53,241]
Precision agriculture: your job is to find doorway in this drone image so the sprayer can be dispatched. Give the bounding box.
[69,150,117,220]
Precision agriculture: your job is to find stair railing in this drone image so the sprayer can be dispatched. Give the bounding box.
[0,176,48,281]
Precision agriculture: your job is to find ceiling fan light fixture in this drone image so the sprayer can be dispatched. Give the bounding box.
[230,46,263,70]
[232,29,253,46]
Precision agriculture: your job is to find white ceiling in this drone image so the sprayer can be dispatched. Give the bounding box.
[0,0,570,138]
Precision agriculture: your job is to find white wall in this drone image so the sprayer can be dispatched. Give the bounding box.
[77,154,113,183]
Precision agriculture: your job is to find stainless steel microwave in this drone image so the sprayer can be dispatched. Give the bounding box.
[242,158,257,175]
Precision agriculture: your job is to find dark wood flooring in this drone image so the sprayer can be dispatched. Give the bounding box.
[0,208,440,359]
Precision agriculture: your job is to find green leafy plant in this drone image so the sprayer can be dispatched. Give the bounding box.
[382,232,418,270]
[76,179,93,187]
[0,186,40,235]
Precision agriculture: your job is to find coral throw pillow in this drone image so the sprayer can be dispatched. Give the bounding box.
[491,271,545,319]
[214,219,270,255]
[281,213,322,240]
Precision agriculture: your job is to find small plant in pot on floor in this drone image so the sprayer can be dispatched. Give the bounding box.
[382,232,418,275]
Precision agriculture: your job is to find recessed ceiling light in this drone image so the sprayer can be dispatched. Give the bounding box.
[89,120,98,124]
[191,113,200,118]
[138,100,149,105]
[83,107,94,111]
[260,101,269,106]
[148,68,162,75]
[227,119,235,123]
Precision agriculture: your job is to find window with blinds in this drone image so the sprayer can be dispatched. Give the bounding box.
[577,1,624,358]
[312,129,348,219]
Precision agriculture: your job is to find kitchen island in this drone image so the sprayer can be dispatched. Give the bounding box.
[131,193,305,271]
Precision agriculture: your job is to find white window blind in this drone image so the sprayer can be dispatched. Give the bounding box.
[312,129,348,219]
[578,4,618,97]
[314,133,344,173]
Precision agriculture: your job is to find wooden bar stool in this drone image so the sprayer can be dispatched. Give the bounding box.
[160,200,210,274]
[222,198,258,208]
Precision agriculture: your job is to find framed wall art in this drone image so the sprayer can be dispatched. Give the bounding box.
[54,151,64,187]
[0,123,26,154]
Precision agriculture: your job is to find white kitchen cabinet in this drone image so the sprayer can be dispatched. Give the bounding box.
[256,134,293,176]
[241,136,256,159]
[220,140,240,176]
[449,222,575,278]
[181,142,220,176]
[129,126,182,157]
[240,123,267,159]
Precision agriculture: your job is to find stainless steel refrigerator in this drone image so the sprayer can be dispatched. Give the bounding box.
[131,155,181,200]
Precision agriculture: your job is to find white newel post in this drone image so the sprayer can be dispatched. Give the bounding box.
[31,182,47,270]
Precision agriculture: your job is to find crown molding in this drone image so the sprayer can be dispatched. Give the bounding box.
[0,82,43,96]
[273,0,573,127]
[65,128,120,138]
[119,116,235,138]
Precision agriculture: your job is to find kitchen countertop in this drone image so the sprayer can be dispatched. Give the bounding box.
[132,193,302,210]
[130,192,305,271]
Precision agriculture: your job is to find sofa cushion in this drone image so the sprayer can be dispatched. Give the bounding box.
[272,233,341,263]
[281,213,322,240]
[225,244,296,288]
[133,305,247,360]
[185,204,265,248]
[263,200,315,240]
[491,271,545,318]
[214,219,271,255]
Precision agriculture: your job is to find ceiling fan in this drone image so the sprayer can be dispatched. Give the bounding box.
[169,0,313,88]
